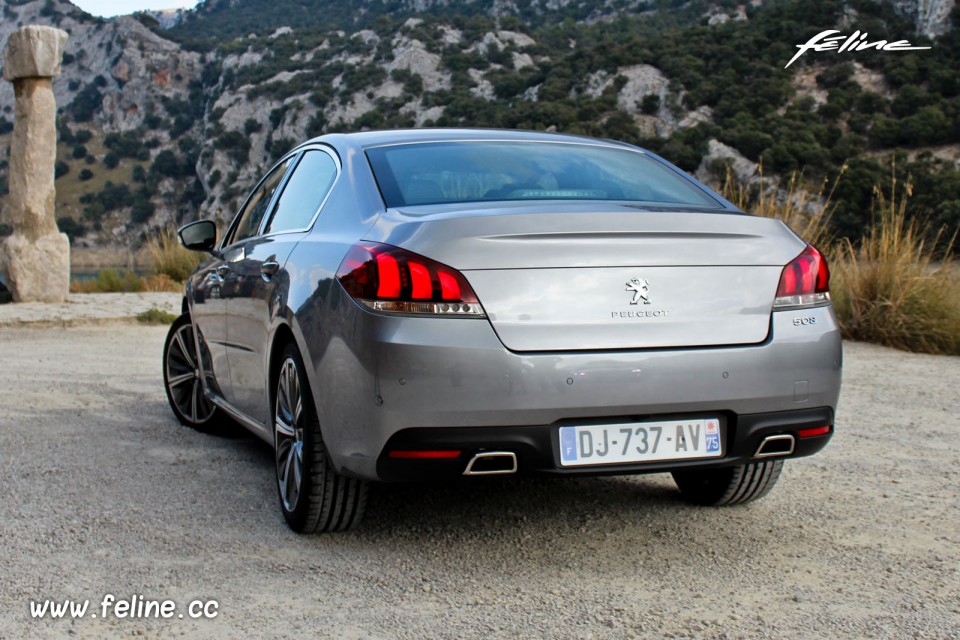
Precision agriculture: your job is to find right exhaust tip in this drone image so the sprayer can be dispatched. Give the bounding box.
[755,434,796,458]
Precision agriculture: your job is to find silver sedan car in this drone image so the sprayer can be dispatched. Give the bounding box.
[163,129,841,533]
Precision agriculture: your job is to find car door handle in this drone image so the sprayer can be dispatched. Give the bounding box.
[206,273,224,286]
[216,264,231,276]
[260,258,280,278]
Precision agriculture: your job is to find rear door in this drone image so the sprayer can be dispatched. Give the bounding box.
[223,147,340,423]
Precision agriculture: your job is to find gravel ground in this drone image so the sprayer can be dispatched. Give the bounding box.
[0,325,957,639]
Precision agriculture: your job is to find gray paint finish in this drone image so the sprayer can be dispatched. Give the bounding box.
[182,128,841,482]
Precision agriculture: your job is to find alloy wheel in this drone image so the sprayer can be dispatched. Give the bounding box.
[165,321,217,425]
[275,357,305,512]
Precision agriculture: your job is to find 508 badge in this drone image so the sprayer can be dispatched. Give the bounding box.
[793,316,817,326]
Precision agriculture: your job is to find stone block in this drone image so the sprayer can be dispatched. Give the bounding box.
[3,25,69,81]
[3,232,70,303]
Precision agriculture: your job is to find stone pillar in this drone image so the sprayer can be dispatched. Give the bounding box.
[2,26,69,302]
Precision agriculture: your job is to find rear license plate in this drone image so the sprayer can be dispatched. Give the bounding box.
[558,418,722,467]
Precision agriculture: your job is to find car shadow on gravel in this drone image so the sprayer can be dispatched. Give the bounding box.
[358,475,686,536]
[165,416,708,543]
[178,416,690,530]
[186,424,695,536]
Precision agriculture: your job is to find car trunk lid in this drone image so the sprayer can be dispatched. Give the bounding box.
[365,203,806,351]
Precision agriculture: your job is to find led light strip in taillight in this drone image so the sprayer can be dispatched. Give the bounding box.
[773,244,831,309]
[336,242,486,317]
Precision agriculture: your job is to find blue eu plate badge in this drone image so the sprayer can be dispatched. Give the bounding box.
[705,419,720,453]
[560,427,578,463]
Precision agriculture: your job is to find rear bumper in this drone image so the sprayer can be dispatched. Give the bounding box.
[376,406,834,482]
[308,292,842,480]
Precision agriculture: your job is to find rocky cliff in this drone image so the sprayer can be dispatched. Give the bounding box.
[896,0,956,36]
[0,0,956,248]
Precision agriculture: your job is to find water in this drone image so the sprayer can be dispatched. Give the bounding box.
[0,267,148,286]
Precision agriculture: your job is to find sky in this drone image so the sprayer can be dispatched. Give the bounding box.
[70,0,201,18]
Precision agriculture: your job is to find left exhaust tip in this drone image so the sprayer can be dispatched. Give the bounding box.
[463,451,518,476]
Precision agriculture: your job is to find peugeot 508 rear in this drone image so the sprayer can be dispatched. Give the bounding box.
[164,129,842,532]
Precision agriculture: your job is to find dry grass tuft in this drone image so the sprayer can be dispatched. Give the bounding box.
[720,160,959,355]
[146,229,204,284]
[718,162,841,249]
[830,173,960,355]
[141,273,182,293]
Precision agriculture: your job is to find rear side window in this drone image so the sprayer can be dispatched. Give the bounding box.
[265,150,338,235]
[365,141,721,209]
[226,159,291,246]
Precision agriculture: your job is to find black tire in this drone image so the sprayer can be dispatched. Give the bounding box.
[671,460,783,506]
[273,343,368,533]
[162,314,227,433]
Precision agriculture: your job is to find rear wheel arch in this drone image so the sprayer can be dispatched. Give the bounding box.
[268,320,325,432]
[268,323,298,416]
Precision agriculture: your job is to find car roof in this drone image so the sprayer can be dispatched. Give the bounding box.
[301,128,639,151]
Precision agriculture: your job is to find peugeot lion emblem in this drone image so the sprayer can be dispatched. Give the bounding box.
[626,277,651,305]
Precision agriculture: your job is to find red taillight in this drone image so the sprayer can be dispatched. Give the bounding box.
[774,245,830,308]
[337,242,485,317]
[388,450,462,459]
[797,425,832,438]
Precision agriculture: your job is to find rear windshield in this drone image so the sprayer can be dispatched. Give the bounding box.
[365,141,722,209]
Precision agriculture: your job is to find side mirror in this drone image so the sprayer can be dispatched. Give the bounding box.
[178,220,218,254]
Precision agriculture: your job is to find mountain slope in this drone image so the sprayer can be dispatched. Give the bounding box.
[0,0,957,249]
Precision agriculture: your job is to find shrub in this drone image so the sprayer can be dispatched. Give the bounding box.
[69,84,103,123]
[151,150,180,177]
[215,130,251,164]
[131,197,155,224]
[57,216,86,240]
[70,269,144,293]
[640,94,660,115]
[104,131,143,158]
[78,168,94,181]
[136,307,178,324]
[97,181,132,211]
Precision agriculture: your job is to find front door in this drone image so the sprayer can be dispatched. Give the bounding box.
[189,257,231,400]
[219,235,298,424]
[213,155,296,422]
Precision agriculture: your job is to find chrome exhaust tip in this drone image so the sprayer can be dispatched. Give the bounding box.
[463,451,518,476]
[754,434,796,458]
